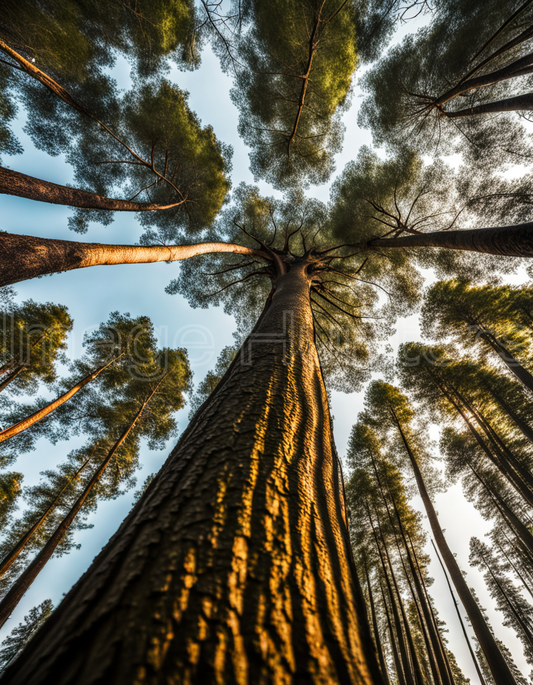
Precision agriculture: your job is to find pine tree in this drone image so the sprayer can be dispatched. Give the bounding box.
[0,599,53,672]
[470,536,533,668]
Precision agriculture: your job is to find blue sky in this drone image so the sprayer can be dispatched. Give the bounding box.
[0,19,529,681]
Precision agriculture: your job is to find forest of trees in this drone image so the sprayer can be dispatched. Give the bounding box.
[1,0,533,683]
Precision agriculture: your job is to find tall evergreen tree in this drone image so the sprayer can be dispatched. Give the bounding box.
[0,345,191,626]
[359,378,519,685]
[0,300,72,396]
[470,536,533,670]
[359,0,533,165]
[421,280,533,392]
[346,422,467,685]
[0,189,409,685]
[0,599,53,673]
[232,0,357,188]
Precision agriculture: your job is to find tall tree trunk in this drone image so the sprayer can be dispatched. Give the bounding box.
[468,461,533,558]
[369,222,533,258]
[378,521,424,685]
[0,453,94,579]
[0,167,186,211]
[369,453,449,685]
[0,355,123,443]
[0,387,159,629]
[478,551,533,651]
[487,383,533,446]
[386,487,452,685]
[0,233,266,287]
[445,93,533,117]
[493,537,533,599]
[364,563,391,685]
[398,554,440,685]
[0,365,25,393]
[478,325,533,394]
[0,264,383,685]
[431,541,488,685]
[369,509,414,685]
[452,387,533,493]
[435,379,533,508]
[390,408,518,685]
[407,533,456,685]
[381,581,407,685]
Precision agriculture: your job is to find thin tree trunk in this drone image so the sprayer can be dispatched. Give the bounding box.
[434,50,533,105]
[488,384,533,446]
[386,487,451,685]
[0,232,267,287]
[0,365,25,393]
[431,541,488,685]
[369,222,533,257]
[369,508,414,685]
[364,562,391,685]
[501,526,533,586]
[0,385,160,629]
[0,355,123,443]
[468,461,533,559]
[474,324,533,394]
[0,263,383,685]
[408,533,456,685]
[453,387,533,493]
[435,380,533,508]
[0,452,94,578]
[445,93,533,117]
[370,453,449,685]
[390,408,518,685]
[0,334,46,380]
[0,39,190,199]
[0,167,186,212]
[399,553,440,685]
[493,537,533,599]
[478,552,533,651]
[381,581,407,685]
[376,516,423,685]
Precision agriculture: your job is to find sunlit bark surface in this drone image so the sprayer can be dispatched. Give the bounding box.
[1,261,382,685]
[0,233,264,287]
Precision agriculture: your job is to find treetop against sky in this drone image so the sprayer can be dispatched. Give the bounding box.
[1,0,533,682]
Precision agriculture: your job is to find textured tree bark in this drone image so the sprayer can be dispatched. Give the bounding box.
[391,412,518,685]
[0,233,266,287]
[369,223,533,257]
[0,263,383,685]
[0,355,122,442]
[0,167,186,211]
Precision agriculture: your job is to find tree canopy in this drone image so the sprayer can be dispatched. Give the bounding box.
[2,1,533,682]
